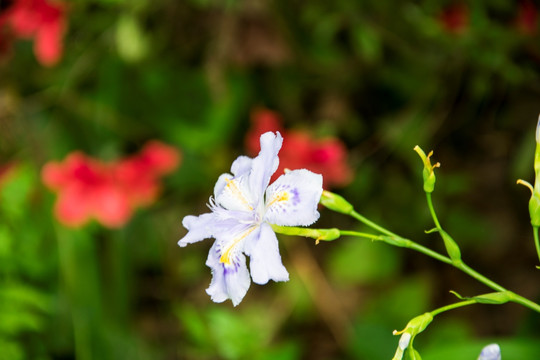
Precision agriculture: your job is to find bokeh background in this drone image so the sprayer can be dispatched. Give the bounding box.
[1,0,540,359]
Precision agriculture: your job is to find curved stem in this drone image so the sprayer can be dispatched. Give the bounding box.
[426,193,442,230]
[340,210,540,314]
[533,226,540,265]
[429,299,477,317]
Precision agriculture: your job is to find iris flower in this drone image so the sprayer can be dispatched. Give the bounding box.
[178,132,323,306]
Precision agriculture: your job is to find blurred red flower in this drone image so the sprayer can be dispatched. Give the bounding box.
[439,4,469,35]
[516,0,538,35]
[42,141,181,228]
[0,0,67,66]
[245,108,352,188]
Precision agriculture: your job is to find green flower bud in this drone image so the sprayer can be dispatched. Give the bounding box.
[517,115,540,226]
[414,146,440,193]
[320,190,354,214]
[271,225,341,244]
[450,290,512,305]
[473,291,512,305]
[392,313,433,360]
[440,229,461,264]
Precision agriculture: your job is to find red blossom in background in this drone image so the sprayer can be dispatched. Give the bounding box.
[0,0,67,66]
[246,108,352,188]
[516,0,538,35]
[439,4,469,35]
[42,141,181,228]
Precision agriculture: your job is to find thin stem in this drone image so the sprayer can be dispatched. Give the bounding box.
[426,193,442,230]
[533,226,540,265]
[429,299,477,317]
[403,239,453,265]
[339,230,381,240]
[56,228,92,360]
[456,263,506,293]
[340,210,540,313]
[349,210,399,237]
[511,293,540,313]
[339,230,453,265]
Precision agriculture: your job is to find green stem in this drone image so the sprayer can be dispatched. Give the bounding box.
[339,230,381,240]
[533,226,540,265]
[56,227,93,360]
[349,210,399,237]
[510,292,540,313]
[429,299,477,317]
[340,210,540,314]
[455,263,506,293]
[426,193,441,230]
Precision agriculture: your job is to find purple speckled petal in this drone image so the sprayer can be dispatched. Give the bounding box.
[205,238,252,306]
[264,169,323,227]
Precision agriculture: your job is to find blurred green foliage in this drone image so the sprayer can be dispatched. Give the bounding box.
[1,0,540,359]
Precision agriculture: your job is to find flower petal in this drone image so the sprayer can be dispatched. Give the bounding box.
[248,132,282,204]
[231,155,252,177]
[478,344,501,360]
[206,239,251,306]
[244,222,289,284]
[264,169,323,226]
[214,173,255,212]
[178,213,215,247]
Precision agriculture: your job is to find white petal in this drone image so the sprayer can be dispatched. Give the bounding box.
[245,223,289,284]
[231,155,252,176]
[264,169,323,226]
[248,132,282,205]
[206,239,252,306]
[478,344,501,360]
[214,173,255,212]
[178,213,215,247]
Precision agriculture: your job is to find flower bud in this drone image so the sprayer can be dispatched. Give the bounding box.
[271,225,341,243]
[440,229,461,263]
[392,313,433,360]
[320,190,354,214]
[517,115,540,226]
[473,291,512,305]
[413,146,440,193]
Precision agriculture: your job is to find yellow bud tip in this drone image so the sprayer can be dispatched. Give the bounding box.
[517,179,534,194]
[413,145,426,160]
[393,329,405,336]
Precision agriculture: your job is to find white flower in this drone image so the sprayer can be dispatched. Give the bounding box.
[478,343,501,360]
[178,132,323,306]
